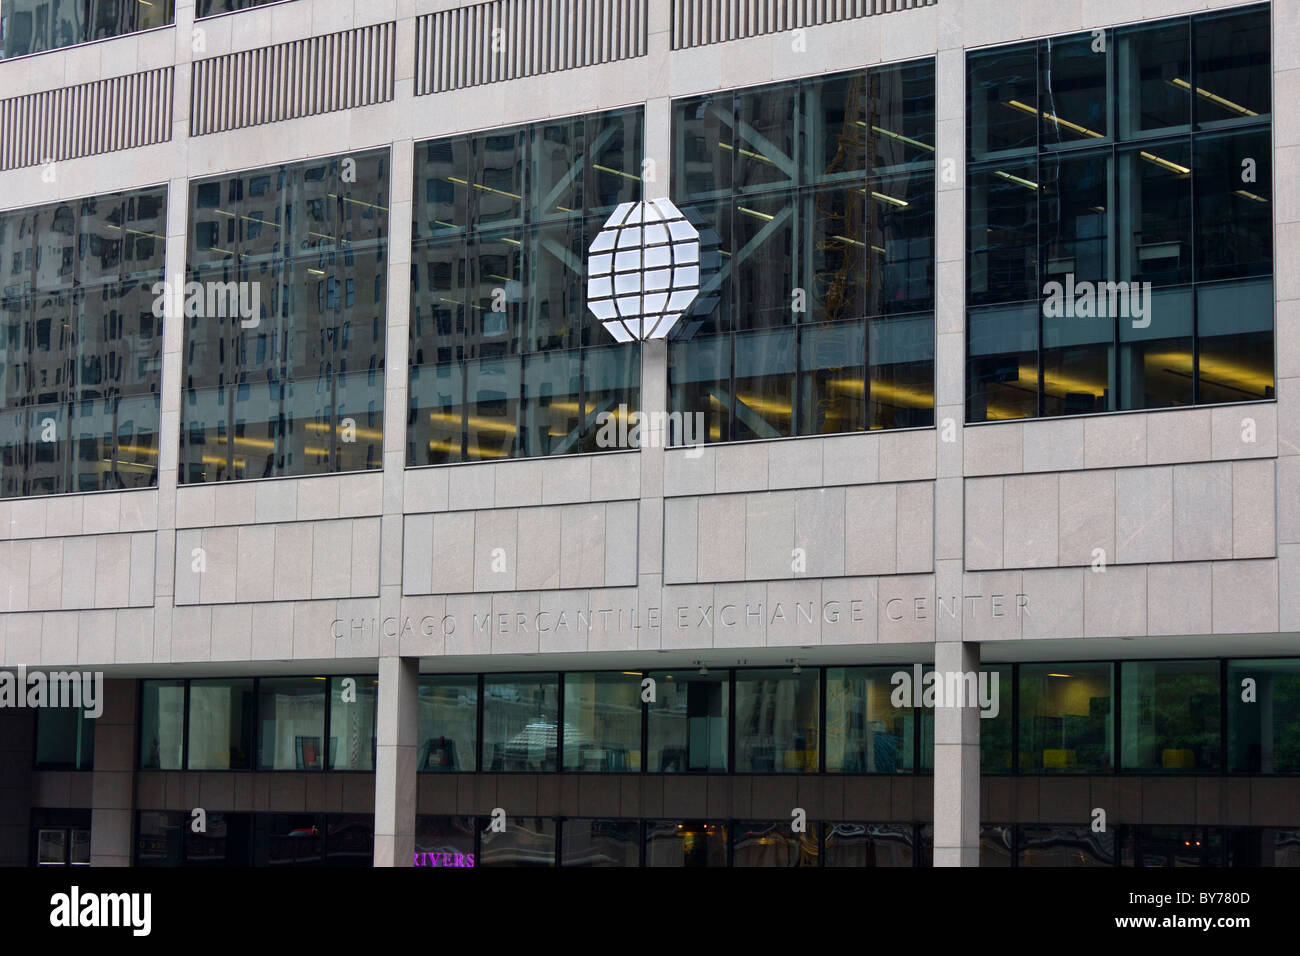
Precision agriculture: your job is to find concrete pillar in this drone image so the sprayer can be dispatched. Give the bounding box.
[90,679,137,866]
[932,641,980,866]
[373,655,418,866]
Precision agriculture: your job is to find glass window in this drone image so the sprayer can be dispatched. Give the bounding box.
[36,829,68,865]
[825,666,914,773]
[735,667,819,772]
[135,810,185,866]
[0,189,165,498]
[671,65,935,444]
[409,109,643,465]
[1228,660,1300,773]
[254,814,324,866]
[981,824,1014,867]
[966,10,1271,422]
[1121,660,1220,772]
[415,815,476,866]
[257,678,326,771]
[325,814,374,866]
[1018,663,1113,772]
[647,670,728,772]
[417,675,478,772]
[645,821,727,867]
[733,820,818,867]
[1130,825,1224,867]
[1,0,175,59]
[187,678,254,770]
[560,819,639,867]
[1018,825,1116,866]
[34,705,95,770]
[479,817,555,867]
[196,0,280,17]
[182,150,388,484]
[1228,828,1300,867]
[139,679,185,770]
[824,823,915,866]
[562,672,642,772]
[329,676,377,771]
[186,812,252,866]
[979,665,1014,773]
[481,673,559,772]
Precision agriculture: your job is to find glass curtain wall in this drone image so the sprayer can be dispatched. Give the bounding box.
[0,0,174,59]
[669,62,936,442]
[966,6,1273,421]
[408,108,643,464]
[181,149,388,483]
[0,188,166,498]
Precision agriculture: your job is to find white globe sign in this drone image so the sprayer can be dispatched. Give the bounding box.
[586,198,701,342]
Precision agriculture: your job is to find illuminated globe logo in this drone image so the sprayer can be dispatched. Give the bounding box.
[586,198,702,342]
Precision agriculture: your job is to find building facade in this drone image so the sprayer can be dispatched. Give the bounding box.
[0,0,1297,868]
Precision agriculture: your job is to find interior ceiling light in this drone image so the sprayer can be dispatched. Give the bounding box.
[1170,78,1258,117]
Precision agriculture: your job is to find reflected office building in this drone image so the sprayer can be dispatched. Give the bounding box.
[1,0,1298,867]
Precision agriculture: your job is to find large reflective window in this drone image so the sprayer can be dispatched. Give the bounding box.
[417,675,478,772]
[1121,660,1221,772]
[329,676,377,771]
[257,678,326,771]
[670,63,935,443]
[965,7,1272,421]
[646,670,728,772]
[733,821,819,867]
[734,668,819,773]
[1019,825,1116,866]
[1018,663,1113,772]
[139,679,185,769]
[645,821,727,867]
[0,0,173,58]
[182,150,388,483]
[560,819,639,867]
[481,674,559,772]
[0,188,165,497]
[187,678,254,770]
[562,672,642,772]
[1228,660,1300,773]
[824,823,916,866]
[480,817,555,867]
[825,666,914,773]
[34,705,95,770]
[409,109,642,464]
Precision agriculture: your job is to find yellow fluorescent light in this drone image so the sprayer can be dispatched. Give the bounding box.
[466,445,510,459]
[302,446,331,456]
[860,123,936,152]
[1234,189,1268,203]
[735,394,791,417]
[328,194,390,213]
[555,205,573,213]
[547,401,581,412]
[1006,100,1104,139]
[871,191,909,208]
[305,422,383,440]
[501,237,522,246]
[1139,151,1191,175]
[233,436,275,449]
[429,412,517,435]
[307,268,325,276]
[738,206,775,222]
[114,444,158,456]
[717,142,776,165]
[831,234,865,247]
[592,164,641,182]
[1170,78,1258,117]
[993,169,1039,191]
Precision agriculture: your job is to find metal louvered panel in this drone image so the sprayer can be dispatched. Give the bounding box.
[0,68,173,172]
[671,0,936,49]
[190,21,396,137]
[416,0,649,96]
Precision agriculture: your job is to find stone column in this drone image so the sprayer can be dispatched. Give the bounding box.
[90,679,137,866]
[932,642,980,866]
[373,655,418,866]
[931,8,980,866]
